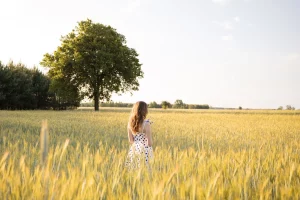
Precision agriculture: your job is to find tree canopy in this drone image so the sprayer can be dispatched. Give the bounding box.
[161,101,171,109]
[0,62,49,109]
[0,61,80,110]
[41,19,143,111]
[148,101,161,108]
[172,99,186,109]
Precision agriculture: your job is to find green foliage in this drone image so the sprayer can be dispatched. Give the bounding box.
[80,101,210,110]
[161,101,171,109]
[0,61,10,102]
[188,104,210,109]
[148,101,161,108]
[239,106,242,110]
[172,99,187,109]
[171,100,210,109]
[286,105,295,110]
[48,78,82,110]
[0,62,50,109]
[41,19,143,111]
[31,68,51,108]
[278,106,283,110]
[81,101,133,108]
[0,61,79,110]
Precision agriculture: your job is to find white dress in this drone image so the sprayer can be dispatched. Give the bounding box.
[125,120,154,169]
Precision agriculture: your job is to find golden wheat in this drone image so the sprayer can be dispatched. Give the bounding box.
[0,109,299,199]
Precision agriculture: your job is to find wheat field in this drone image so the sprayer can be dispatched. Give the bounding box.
[0,109,299,199]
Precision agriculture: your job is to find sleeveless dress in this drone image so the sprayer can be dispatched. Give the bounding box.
[125,120,154,169]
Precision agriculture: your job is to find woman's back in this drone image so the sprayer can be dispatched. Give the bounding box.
[125,101,153,169]
[126,120,153,169]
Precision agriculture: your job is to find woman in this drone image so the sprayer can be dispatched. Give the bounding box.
[125,101,153,169]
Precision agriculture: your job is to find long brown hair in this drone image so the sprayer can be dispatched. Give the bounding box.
[129,101,148,134]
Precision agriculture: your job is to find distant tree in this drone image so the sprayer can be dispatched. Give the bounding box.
[190,104,210,109]
[188,104,196,109]
[199,104,209,109]
[149,101,159,108]
[277,106,283,110]
[41,19,143,111]
[161,101,171,109]
[99,101,133,108]
[239,106,242,110]
[173,99,185,109]
[286,105,295,110]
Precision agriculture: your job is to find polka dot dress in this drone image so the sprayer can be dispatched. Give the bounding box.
[125,120,153,169]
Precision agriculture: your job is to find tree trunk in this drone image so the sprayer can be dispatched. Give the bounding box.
[94,92,99,111]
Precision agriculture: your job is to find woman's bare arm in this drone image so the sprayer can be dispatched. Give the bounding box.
[127,126,134,144]
[144,122,153,147]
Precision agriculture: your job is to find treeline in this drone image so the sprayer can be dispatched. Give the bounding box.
[0,61,81,110]
[81,100,210,109]
[277,105,296,110]
[149,100,210,109]
[81,102,134,108]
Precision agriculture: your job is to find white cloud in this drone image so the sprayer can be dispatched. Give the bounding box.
[222,35,233,41]
[234,16,240,23]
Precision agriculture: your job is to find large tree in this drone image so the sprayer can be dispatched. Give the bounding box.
[41,19,143,111]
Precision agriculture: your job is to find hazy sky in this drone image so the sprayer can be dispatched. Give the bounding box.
[0,0,299,109]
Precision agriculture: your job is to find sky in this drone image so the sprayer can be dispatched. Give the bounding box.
[0,0,299,109]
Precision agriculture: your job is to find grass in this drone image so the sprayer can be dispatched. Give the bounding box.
[0,109,299,199]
